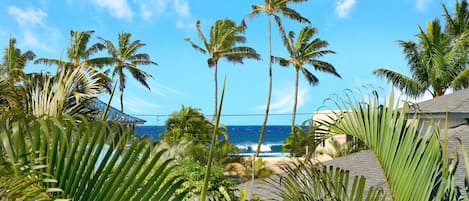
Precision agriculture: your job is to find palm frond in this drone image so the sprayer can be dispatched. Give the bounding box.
[271,159,385,201]
[453,67,469,89]
[322,90,448,200]
[279,6,311,24]
[373,68,427,98]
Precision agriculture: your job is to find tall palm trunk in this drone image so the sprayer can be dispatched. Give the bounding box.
[291,68,299,133]
[213,61,218,119]
[255,15,273,157]
[120,88,124,112]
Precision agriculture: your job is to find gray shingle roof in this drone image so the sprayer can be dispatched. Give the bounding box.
[237,125,469,200]
[91,99,146,124]
[408,88,469,118]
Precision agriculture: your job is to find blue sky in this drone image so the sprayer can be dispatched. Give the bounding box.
[0,0,449,125]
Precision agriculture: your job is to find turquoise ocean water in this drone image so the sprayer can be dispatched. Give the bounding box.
[135,125,292,157]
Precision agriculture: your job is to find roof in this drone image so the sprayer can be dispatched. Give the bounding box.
[407,88,469,118]
[91,99,146,124]
[237,125,469,200]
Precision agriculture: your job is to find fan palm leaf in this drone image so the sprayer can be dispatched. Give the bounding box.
[0,116,188,201]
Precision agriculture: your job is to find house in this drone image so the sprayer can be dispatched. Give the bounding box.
[91,99,146,129]
[237,90,469,199]
[407,88,469,129]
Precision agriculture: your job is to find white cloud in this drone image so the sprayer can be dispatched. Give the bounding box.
[416,0,433,11]
[8,6,47,27]
[125,97,161,113]
[91,0,133,20]
[173,0,190,17]
[143,0,193,29]
[335,0,356,18]
[257,83,310,114]
[140,3,153,20]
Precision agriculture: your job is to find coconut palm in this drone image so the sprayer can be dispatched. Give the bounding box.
[245,0,310,157]
[442,0,469,39]
[99,32,157,112]
[35,30,108,69]
[374,19,469,97]
[273,26,340,133]
[185,19,261,117]
[1,37,36,83]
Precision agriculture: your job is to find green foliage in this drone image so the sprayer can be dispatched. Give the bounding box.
[187,140,239,165]
[99,32,157,112]
[273,25,340,131]
[271,159,385,201]
[282,125,318,157]
[176,159,238,200]
[240,158,273,182]
[374,1,469,97]
[161,105,212,144]
[317,137,366,159]
[1,37,36,83]
[0,116,188,201]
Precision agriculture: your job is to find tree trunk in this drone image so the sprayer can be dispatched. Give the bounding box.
[120,88,124,112]
[255,15,273,157]
[214,61,218,119]
[291,68,299,134]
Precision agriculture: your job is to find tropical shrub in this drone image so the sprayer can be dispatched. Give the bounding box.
[282,124,318,157]
[176,158,238,200]
[161,105,212,144]
[0,116,188,200]
[240,158,273,182]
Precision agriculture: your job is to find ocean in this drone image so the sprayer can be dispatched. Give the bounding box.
[135,125,292,157]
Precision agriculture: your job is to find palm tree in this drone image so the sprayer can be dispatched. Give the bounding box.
[273,26,340,133]
[185,19,261,117]
[1,38,36,83]
[100,32,157,112]
[374,19,469,97]
[442,0,469,39]
[35,30,108,70]
[245,0,310,157]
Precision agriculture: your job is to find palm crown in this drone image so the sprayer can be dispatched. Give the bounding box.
[274,26,340,131]
[100,32,157,112]
[374,19,469,98]
[185,19,260,116]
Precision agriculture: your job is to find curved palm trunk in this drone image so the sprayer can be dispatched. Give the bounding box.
[291,68,299,134]
[213,61,218,119]
[255,15,273,157]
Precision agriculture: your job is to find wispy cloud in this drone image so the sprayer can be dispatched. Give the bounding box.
[91,0,133,20]
[141,0,194,29]
[335,0,357,18]
[125,96,161,113]
[8,5,62,53]
[8,6,47,27]
[416,0,433,11]
[257,83,310,114]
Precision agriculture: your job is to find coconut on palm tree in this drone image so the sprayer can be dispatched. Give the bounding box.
[374,19,469,98]
[99,32,157,112]
[245,0,311,157]
[185,19,261,117]
[273,26,340,133]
